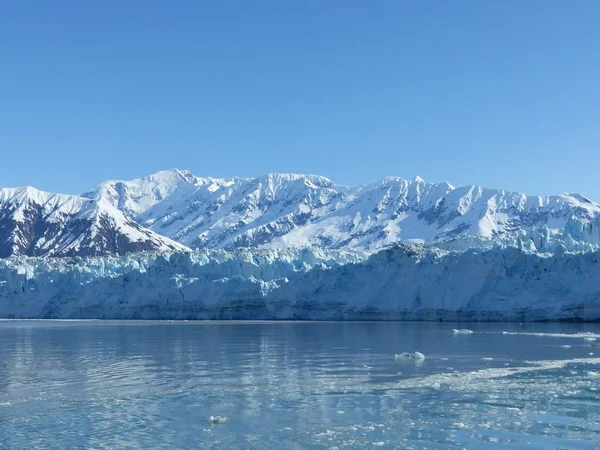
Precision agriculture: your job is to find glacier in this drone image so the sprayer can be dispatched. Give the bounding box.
[2,169,600,321]
[1,244,599,321]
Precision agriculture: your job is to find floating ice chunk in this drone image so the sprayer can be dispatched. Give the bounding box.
[453,329,474,334]
[500,332,600,339]
[560,345,571,348]
[395,351,425,360]
[208,416,228,424]
[584,337,597,341]
[482,357,494,361]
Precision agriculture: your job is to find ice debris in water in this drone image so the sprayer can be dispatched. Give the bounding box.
[560,345,571,348]
[584,337,597,341]
[208,416,228,424]
[395,352,425,360]
[452,329,474,334]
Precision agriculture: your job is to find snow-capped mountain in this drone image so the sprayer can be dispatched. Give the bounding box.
[2,168,599,257]
[85,169,600,252]
[0,186,187,257]
[3,171,600,321]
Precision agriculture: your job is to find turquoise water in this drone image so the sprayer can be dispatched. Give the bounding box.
[0,321,599,449]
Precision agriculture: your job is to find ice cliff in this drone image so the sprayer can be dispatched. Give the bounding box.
[1,245,598,321]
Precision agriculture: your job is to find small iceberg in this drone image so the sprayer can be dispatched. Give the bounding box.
[560,345,571,349]
[395,351,425,360]
[208,416,229,424]
[453,329,474,334]
[584,337,597,342]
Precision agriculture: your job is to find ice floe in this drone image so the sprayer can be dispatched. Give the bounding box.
[453,329,474,334]
[208,416,228,424]
[395,352,425,360]
[500,332,600,339]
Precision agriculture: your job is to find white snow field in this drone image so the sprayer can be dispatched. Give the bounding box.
[84,169,600,253]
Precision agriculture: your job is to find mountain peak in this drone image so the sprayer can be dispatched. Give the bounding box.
[0,184,187,257]
[259,172,334,185]
[0,185,82,207]
[142,168,198,185]
[5,169,600,257]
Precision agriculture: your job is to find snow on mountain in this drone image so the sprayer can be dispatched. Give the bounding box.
[85,169,600,252]
[3,168,600,320]
[0,186,188,257]
[1,169,599,257]
[1,245,598,320]
[82,169,205,218]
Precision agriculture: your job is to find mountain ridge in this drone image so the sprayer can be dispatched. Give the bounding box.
[0,185,188,257]
[1,169,600,257]
[86,169,600,252]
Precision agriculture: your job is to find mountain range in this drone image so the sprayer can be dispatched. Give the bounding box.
[1,168,599,257]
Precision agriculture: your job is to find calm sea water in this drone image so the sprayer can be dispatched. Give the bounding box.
[0,320,599,449]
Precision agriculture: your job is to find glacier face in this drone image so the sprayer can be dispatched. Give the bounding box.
[85,169,600,253]
[1,245,599,321]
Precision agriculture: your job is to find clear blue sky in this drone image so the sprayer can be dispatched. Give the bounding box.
[1,1,599,199]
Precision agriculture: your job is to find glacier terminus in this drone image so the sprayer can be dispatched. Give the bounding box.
[1,169,600,321]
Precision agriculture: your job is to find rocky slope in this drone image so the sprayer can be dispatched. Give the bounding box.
[85,169,600,253]
[0,186,187,257]
[2,168,600,257]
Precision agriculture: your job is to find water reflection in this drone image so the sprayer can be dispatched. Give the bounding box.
[0,321,599,448]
